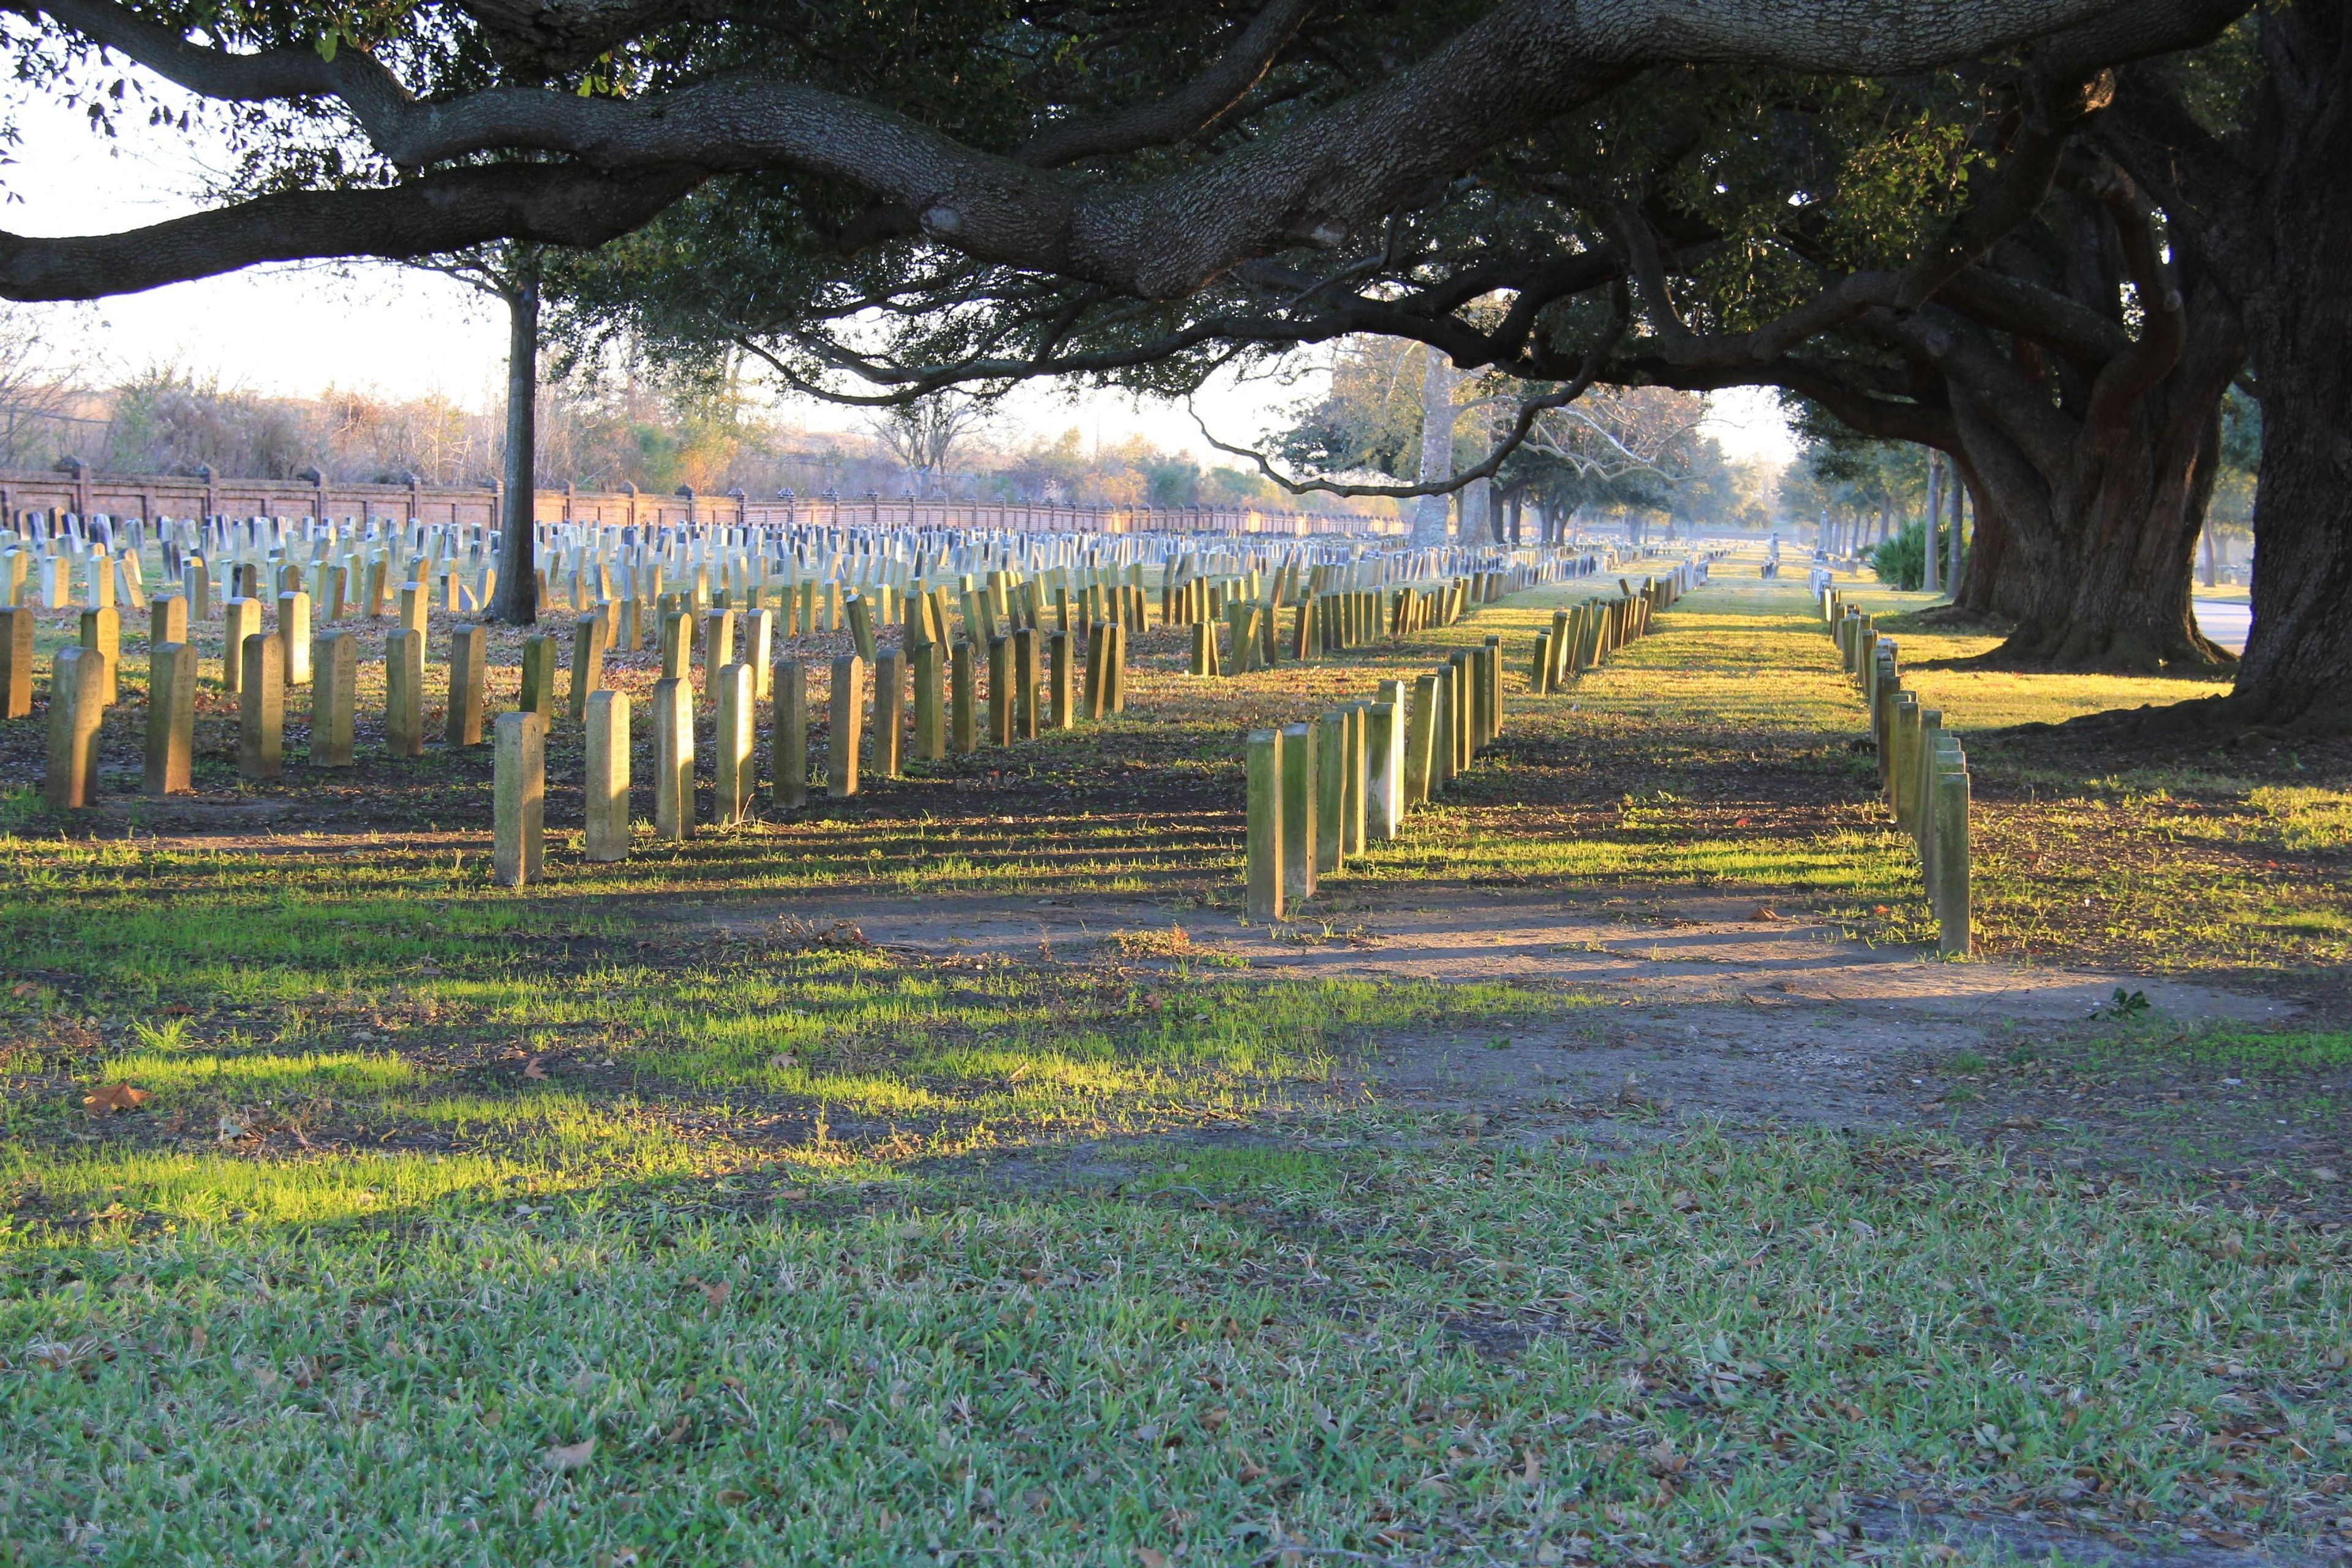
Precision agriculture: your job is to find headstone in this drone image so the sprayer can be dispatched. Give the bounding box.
[586,690,631,862]
[658,610,691,679]
[846,591,878,664]
[80,605,119,706]
[1281,720,1318,904]
[238,631,284,779]
[493,710,546,887]
[950,639,977,755]
[827,655,865,797]
[446,623,488,746]
[310,629,357,766]
[1341,702,1367,856]
[911,641,944,762]
[1313,714,1346,876]
[569,614,605,723]
[221,597,260,695]
[385,627,426,757]
[1406,673,1439,806]
[653,676,695,840]
[773,658,809,810]
[1048,629,1074,729]
[143,641,198,799]
[873,649,905,779]
[43,647,104,809]
[519,635,556,715]
[0,606,31,719]
[713,662,755,826]
[151,592,189,649]
[744,609,774,701]
[1246,728,1284,921]
[701,608,735,691]
[987,635,1013,746]
[1366,684,1406,839]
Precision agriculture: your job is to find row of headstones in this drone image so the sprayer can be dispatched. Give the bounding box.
[1822,589,1973,957]
[1526,564,1706,692]
[28,568,1136,833]
[1243,638,1509,921]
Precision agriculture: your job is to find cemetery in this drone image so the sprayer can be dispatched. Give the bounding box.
[2,0,2351,1563]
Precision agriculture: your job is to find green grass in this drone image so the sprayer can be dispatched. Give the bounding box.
[4,552,2346,1565]
[6,1128,2345,1568]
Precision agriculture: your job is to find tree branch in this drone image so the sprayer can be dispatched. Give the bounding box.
[0,164,703,300]
[1013,0,1319,167]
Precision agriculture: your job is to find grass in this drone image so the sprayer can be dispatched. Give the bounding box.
[7,1128,2346,1567]
[3,549,2347,1564]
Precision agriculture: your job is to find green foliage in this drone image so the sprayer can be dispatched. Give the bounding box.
[1869,519,1929,591]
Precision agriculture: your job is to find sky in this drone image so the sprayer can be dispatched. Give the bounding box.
[1,83,1798,470]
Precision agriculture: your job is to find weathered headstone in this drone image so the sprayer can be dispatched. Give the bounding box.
[653,675,695,840]
[1012,628,1039,740]
[80,605,119,706]
[277,590,312,687]
[828,655,865,798]
[43,647,104,809]
[0,605,32,719]
[713,661,755,826]
[1367,682,1407,838]
[1281,720,1319,905]
[1313,715,1346,876]
[987,635,1014,746]
[873,649,905,779]
[701,608,736,691]
[385,627,426,757]
[569,614,605,723]
[519,635,556,715]
[912,642,944,762]
[744,608,774,701]
[301,628,353,767]
[145,641,197,796]
[950,639,978,755]
[773,657,809,810]
[1246,728,1284,921]
[1048,628,1074,729]
[585,690,631,861]
[493,710,546,887]
[1341,702,1366,856]
[238,631,284,779]
[151,592,189,649]
[446,623,488,747]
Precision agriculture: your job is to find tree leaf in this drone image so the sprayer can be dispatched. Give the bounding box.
[83,1082,150,1114]
[543,1437,596,1471]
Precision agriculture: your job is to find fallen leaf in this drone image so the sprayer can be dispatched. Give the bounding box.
[1748,907,1781,921]
[766,1053,797,1070]
[217,1113,249,1143]
[2310,1166,2340,1183]
[688,1278,731,1308]
[522,1057,548,1081]
[542,1438,596,1472]
[10,981,40,999]
[1136,1550,1169,1568]
[83,1082,151,1114]
[716,1489,752,1505]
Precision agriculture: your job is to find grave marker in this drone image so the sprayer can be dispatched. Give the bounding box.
[385,627,426,757]
[1246,728,1284,921]
[653,676,695,840]
[873,649,905,779]
[493,710,546,886]
[43,647,104,809]
[772,658,809,810]
[311,630,357,766]
[0,606,31,719]
[145,642,197,796]
[238,631,284,779]
[828,655,864,797]
[714,662,755,825]
[446,624,488,746]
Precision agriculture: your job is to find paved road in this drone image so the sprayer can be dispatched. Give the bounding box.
[2195,597,2251,654]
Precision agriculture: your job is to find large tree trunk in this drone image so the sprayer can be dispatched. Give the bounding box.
[1936,251,2241,670]
[489,249,542,626]
[2235,317,2352,724]
[1411,345,1457,547]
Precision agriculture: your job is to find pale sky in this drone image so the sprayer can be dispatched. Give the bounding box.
[1,81,1796,470]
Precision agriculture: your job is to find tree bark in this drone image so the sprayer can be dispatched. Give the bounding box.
[2094,6,2351,723]
[1946,287,2238,669]
[1411,345,1457,546]
[489,249,542,626]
